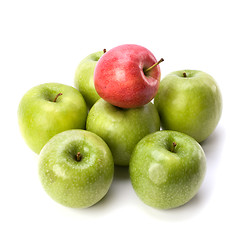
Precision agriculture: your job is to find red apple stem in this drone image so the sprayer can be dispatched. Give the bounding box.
[53,93,63,102]
[144,58,164,73]
[183,72,187,77]
[171,142,177,153]
[76,152,82,162]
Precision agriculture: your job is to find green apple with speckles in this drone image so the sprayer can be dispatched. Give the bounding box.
[154,70,222,142]
[129,130,206,209]
[38,129,114,208]
[18,83,88,154]
[86,99,160,166]
[74,50,105,108]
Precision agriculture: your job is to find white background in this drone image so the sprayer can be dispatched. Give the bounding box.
[0,0,239,239]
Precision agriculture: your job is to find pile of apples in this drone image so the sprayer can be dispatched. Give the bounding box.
[18,44,222,209]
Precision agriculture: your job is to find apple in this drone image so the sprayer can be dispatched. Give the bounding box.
[38,129,114,208]
[129,130,206,209]
[94,44,163,108]
[74,50,105,108]
[18,83,88,154]
[154,70,222,142]
[86,98,160,166]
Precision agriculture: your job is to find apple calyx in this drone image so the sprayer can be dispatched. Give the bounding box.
[183,72,187,78]
[144,58,164,74]
[53,93,63,102]
[170,142,177,153]
[76,152,82,162]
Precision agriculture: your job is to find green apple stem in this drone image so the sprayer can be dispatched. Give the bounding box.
[183,72,187,77]
[144,58,164,74]
[53,93,63,102]
[171,142,177,153]
[76,152,82,162]
[103,49,106,53]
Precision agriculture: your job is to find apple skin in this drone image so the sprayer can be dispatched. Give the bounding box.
[129,130,206,209]
[74,50,104,108]
[86,99,160,166]
[94,44,161,108]
[18,83,88,154]
[38,129,114,208]
[154,70,222,142]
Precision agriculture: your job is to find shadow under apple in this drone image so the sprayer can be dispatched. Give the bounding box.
[199,124,226,199]
[113,165,130,181]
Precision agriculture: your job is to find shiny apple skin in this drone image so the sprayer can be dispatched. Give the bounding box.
[94,44,161,108]
[129,130,206,209]
[86,99,160,166]
[74,51,103,108]
[39,129,114,208]
[154,70,222,142]
[18,83,88,154]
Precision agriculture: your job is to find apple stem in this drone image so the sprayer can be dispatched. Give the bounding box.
[76,152,82,162]
[53,93,63,102]
[103,49,106,53]
[144,58,164,74]
[171,142,177,153]
[183,72,187,78]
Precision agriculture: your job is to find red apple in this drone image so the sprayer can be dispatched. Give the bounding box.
[94,44,163,108]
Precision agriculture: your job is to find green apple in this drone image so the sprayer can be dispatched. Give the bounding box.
[74,50,105,108]
[86,99,160,166]
[154,70,222,142]
[129,130,206,209]
[38,129,114,208]
[18,83,88,154]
